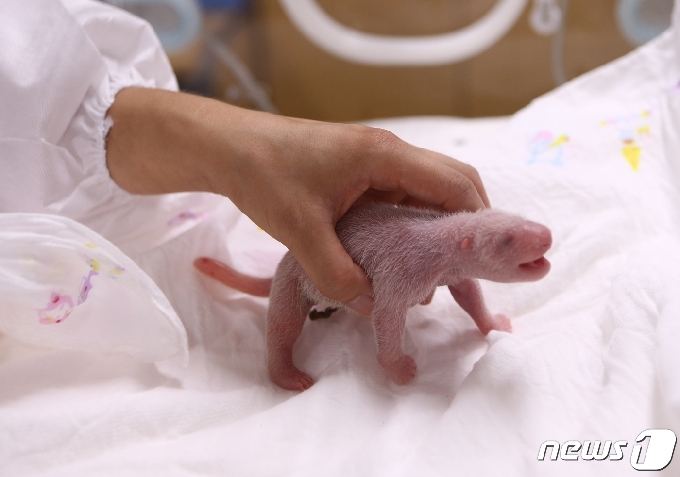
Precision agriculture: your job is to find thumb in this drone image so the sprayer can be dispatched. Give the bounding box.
[289,224,374,317]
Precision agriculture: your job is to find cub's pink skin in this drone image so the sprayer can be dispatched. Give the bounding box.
[195,258,271,297]
[195,203,552,391]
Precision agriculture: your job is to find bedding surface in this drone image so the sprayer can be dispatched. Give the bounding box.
[5,7,680,477]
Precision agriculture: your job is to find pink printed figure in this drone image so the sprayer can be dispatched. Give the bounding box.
[167,211,209,227]
[195,204,552,391]
[39,269,99,324]
[38,293,75,324]
[167,211,197,227]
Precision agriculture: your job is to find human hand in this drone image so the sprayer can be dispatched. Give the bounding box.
[106,89,490,316]
[213,114,490,316]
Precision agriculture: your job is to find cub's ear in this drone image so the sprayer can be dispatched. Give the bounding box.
[460,238,472,250]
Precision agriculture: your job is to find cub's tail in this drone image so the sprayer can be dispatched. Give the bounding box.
[194,257,272,297]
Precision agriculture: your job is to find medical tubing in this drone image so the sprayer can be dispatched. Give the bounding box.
[551,0,569,86]
[203,30,278,114]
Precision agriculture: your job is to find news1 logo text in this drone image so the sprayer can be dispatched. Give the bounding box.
[537,429,677,471]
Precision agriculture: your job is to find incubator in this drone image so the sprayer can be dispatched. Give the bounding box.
[104,0,672,118]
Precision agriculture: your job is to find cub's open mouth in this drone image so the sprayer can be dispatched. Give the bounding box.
[519,256,548,270]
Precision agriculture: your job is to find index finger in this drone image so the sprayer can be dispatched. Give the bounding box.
[418,148,491,208]
[369,144,487,213]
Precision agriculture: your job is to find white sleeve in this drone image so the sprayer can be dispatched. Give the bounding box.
[0,0,177,216]
[0,0,224,255]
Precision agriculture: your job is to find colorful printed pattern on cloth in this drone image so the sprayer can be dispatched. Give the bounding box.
[167,211,210,227]
[37,293,75,325]
[37,247,126,324]
[600,110,652,171]
[527,131,570,166]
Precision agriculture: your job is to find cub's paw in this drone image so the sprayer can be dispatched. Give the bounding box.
[490,314,512,333]
[269,366,315,391]
[379,354,417,385]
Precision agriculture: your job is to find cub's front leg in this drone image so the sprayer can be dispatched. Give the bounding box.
[448,278,512,335]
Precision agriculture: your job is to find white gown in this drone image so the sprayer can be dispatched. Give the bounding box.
[0,0,218,366]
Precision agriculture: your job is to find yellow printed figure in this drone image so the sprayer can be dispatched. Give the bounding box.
[622,139,641,171]
[600,110,651,172]
[550,134,569,148]
[108,265,125,279]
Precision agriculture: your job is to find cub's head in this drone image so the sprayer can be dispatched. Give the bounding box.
[455,210,552,283]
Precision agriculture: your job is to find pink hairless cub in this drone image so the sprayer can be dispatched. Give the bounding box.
[195,203,552,391]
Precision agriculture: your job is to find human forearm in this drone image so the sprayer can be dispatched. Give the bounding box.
[105,87,247,197]
[105,86,491,311]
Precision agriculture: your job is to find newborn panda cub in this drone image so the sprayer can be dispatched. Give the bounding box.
[195,203,552,391]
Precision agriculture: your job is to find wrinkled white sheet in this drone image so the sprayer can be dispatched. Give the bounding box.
[0,214,187,366]
[5,14,680,477]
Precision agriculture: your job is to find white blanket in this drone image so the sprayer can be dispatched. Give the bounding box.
[4,15,680,477]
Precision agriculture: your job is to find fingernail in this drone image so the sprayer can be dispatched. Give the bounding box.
[347,294,374,317]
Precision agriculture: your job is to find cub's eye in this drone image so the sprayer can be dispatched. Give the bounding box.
[500,233,514,247]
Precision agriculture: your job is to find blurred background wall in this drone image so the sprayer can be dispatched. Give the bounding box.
[163,0,640,121]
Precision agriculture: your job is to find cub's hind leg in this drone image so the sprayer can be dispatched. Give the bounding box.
[372,303,417,385]
[266,258,314,391]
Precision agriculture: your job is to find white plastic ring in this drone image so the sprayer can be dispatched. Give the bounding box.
[278,0,528,66]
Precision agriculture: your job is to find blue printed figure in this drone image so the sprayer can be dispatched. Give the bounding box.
[527,131,569,166]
